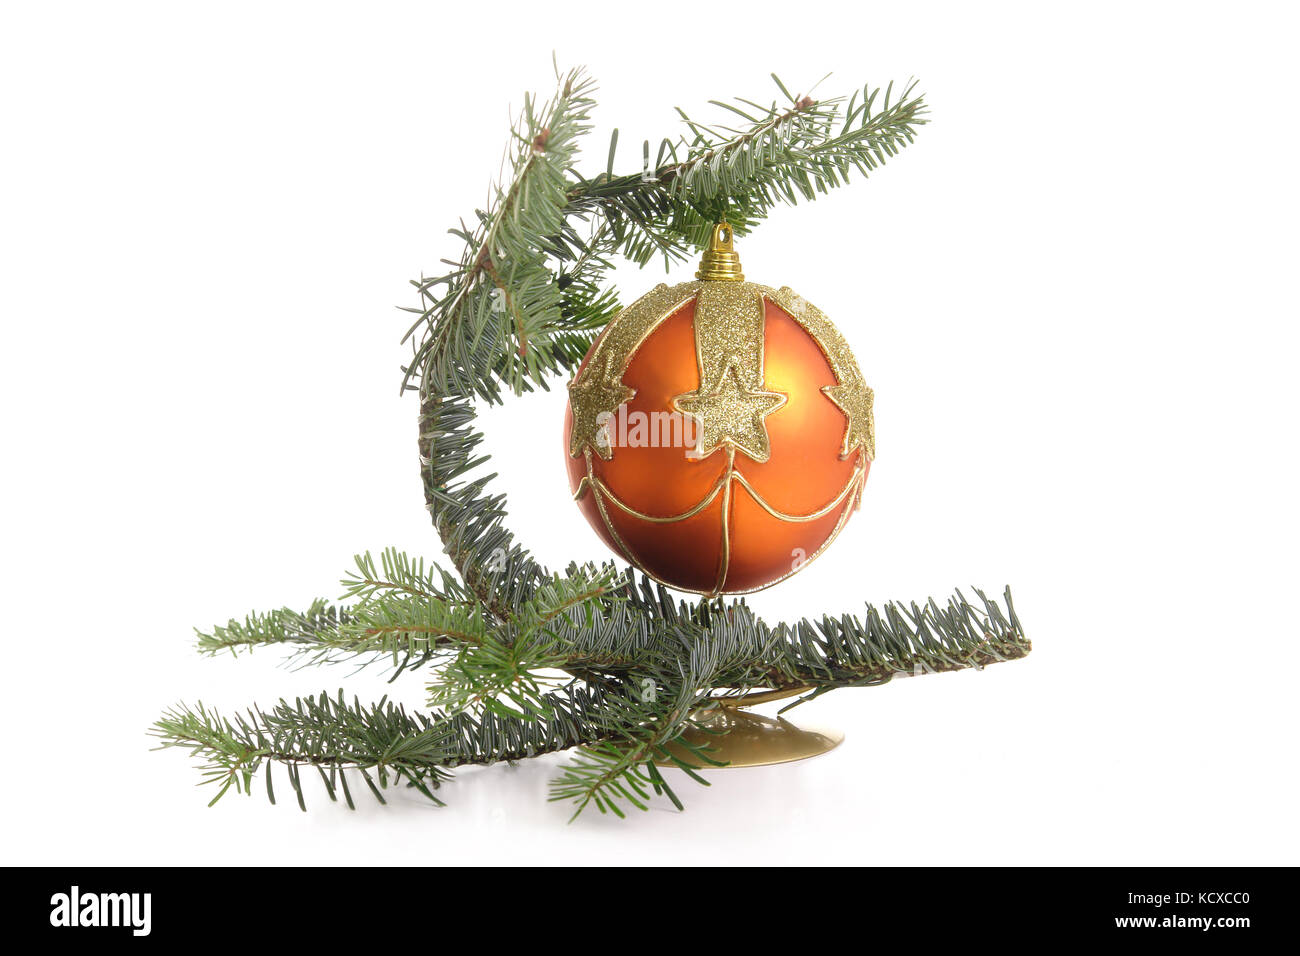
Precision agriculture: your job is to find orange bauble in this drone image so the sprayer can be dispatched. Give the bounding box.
[563,225,875,595]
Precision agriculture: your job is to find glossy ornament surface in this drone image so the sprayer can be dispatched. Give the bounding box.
[563,225,874,594]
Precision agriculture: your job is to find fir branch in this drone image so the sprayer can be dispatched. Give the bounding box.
[546,624,769,819]
[150,694,454,809]
[151,687,621,810]
[661,77,928,231]
[196,599,345,658]
[401,66,599,399]
[563,75,928,265]
[195,587,486,673]
[341,548,468,604]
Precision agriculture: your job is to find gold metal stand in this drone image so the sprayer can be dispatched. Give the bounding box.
[654,708,844,768]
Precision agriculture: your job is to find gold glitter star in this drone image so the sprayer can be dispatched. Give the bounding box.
[673,363,787,463]
[823,373,875,460]
[567,355,634,460]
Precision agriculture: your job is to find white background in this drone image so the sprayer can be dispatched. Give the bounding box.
[2,1,1297,866]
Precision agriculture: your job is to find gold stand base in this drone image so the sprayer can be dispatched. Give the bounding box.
[656,709,844,768]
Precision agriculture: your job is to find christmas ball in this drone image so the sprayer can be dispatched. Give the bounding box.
[563,224,874,595]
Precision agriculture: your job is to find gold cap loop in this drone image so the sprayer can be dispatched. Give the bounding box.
[696,222,744,281]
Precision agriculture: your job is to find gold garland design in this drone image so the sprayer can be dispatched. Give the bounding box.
[575,446,867,596]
